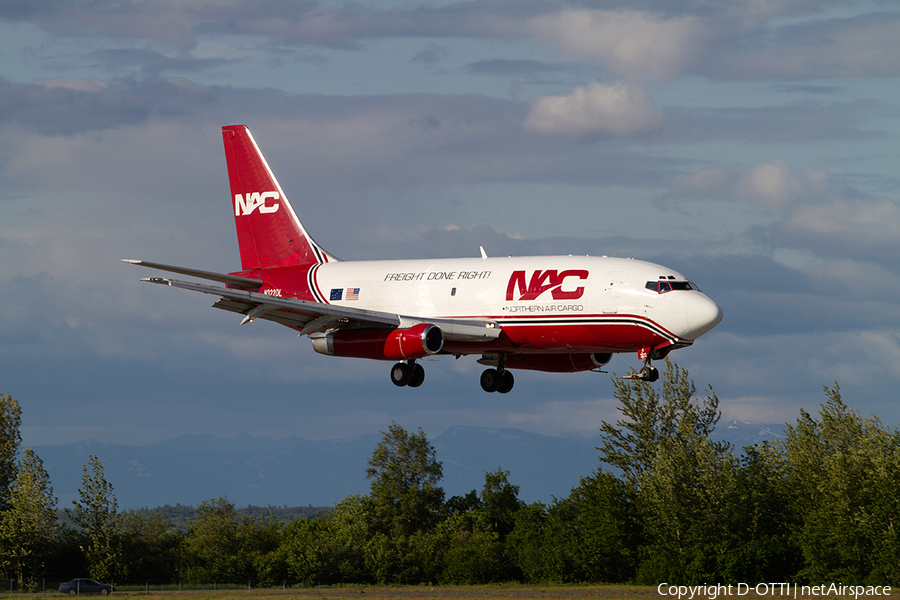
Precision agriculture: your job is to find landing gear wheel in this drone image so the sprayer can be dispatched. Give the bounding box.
[391,362,412,387]
[408,363,426,388]
[480,368,503,393]
[640,365,659,382]
[498,370,515,394]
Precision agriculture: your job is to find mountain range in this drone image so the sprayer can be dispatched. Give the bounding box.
[32,422,786,510]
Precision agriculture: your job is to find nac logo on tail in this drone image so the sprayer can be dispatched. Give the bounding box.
[506,269,589,301]
[235,191,280,216]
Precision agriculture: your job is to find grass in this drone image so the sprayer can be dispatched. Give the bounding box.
[45,584,897,600]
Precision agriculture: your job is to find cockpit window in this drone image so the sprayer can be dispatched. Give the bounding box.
[645,280,699,294]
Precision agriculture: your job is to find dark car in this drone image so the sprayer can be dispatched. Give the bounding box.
[58,579,114,595]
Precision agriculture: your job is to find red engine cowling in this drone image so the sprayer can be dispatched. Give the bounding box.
[312,323,444,360]
[499,352,612,373]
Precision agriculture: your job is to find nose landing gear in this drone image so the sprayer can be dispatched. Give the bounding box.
[621,347,664,382]
[639,364,660,382]
[620,360,659,382]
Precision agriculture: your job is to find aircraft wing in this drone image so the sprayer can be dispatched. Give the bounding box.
[124,261,500,342]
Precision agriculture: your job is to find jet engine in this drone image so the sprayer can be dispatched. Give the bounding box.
[480,352,612,373]
[312,323,444,360]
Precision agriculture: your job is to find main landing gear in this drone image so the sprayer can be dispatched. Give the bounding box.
[480,355,514,393]
[391,360,425,387]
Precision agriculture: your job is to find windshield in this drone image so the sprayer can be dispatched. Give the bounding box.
[645,280,700,293]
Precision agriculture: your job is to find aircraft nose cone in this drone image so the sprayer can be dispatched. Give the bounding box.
[684,293,723,340]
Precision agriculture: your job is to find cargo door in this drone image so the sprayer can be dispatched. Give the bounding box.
[602,271,626,314]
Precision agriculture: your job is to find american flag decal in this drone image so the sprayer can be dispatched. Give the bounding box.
[346,287,360,301]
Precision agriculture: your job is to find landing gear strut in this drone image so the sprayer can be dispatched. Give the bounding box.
[621,348,663,383]
[391,360,425,387]
[480,355,514,393]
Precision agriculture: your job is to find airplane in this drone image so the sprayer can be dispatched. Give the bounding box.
[123,124,723,393]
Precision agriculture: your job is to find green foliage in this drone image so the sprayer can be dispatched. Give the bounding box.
[118,509,182,581]
[557,471,639,583]
[505,502,554,582]
[68,454,123,582]
[722,444,801,582]
[600,360,727,487]
[108,503,328,533]
[0,393,22,511]
[179,497,281,584]
[0,448,59,589]
[637,416,740,583]
[6,365,900,587]
[366,421,445,537]
[438,513,503,584]
[480,468,523,541]
[762,384,900,584]
[318,494,376,583]
[275,517,328,585]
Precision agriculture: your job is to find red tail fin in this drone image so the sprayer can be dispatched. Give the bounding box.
[222,125,337,270]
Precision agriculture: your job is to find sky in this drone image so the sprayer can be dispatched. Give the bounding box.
[2,0,900,453]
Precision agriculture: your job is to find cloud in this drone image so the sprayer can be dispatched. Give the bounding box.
[667,160,900,267]
[669,159,839,212]
[734,160,829,211]
[707,10,900,80]
[664,101,890,144]
[3,0,200,52]
[527,9,707,80]
[467,59,565,76]
[7,3,900,84]
[523,81,663,139]
[776,199,900,262]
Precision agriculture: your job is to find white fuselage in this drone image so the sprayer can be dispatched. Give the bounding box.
[287,254,722,355]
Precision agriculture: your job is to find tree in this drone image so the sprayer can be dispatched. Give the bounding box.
[180,497,245,583]
[763,384,900,584]
[118,509,182,582]
[68,454,122,582]
[553,471,640,583]
[599,359,727,487]
[598,360,738,583]
[180,497,281,584]
[637,411,740,583]
[366,421,444,536]
[0,393,22,511]
[480,468,522,541]
[0,449,59,590]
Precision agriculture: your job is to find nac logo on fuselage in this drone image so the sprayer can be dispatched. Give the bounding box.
[506,269,589,301]
[234,191,280,216]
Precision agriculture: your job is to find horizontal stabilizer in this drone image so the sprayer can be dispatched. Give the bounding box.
[121,259,262,290]
[141,276,401,330]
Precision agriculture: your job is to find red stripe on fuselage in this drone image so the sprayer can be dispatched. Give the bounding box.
[441,314,684,356]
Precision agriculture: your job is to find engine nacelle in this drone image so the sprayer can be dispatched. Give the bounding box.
[312,323,444,361]
[480,352,612,373]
